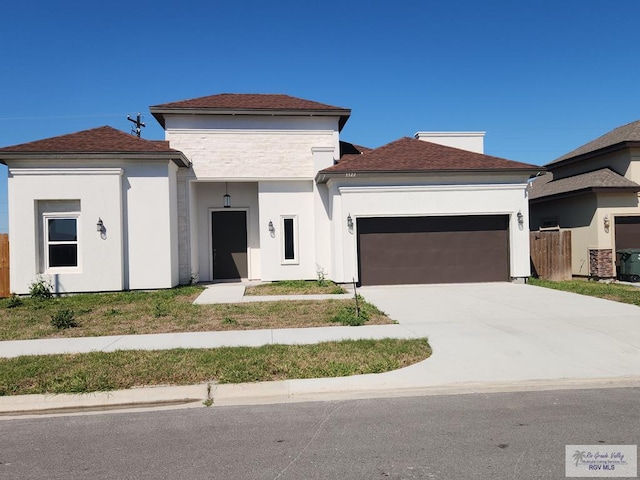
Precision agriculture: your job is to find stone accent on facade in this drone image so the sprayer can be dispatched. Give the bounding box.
[166,130,334,179]
[589,248,614,278]
[177,168,195,284]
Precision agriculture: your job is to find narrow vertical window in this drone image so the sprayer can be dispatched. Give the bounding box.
[46,217,79,268]
[281,216,298,264]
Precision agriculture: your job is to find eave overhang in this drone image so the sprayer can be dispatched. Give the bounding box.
[150,107,352,131]
[315,168,543,184]
[0,151,191,168]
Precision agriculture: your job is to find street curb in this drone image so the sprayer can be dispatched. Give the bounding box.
[2,375,639,419]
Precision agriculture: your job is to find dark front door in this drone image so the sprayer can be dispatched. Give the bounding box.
[357,215,509,286]
[212,211,248,280]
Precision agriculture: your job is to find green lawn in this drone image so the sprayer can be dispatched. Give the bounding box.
[529,277,640,306]
[0,286,392,341]
[0,286,414,396]
[244,280,345,296]
[0,338,431,396]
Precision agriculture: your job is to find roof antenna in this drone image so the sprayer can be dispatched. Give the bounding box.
[127,113,146,138]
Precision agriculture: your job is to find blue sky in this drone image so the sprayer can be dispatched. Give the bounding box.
[2,0,640,233]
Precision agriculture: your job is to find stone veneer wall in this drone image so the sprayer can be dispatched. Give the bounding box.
[589,248,614,278]
[177,168,195,284]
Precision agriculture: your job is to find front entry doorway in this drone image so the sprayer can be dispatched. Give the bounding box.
[212,211,248,280]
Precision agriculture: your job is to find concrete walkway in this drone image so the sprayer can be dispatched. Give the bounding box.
[2,282,640,416]
[192,283,351,304]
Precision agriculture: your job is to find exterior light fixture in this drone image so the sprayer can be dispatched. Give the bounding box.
[97,218,104,232]
[517,211,524,226]
[347,214,354,230]
[223,182,231,208]
[604,215,610,231]
[268,220,274,233]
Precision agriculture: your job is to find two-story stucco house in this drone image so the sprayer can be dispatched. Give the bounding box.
[529,119,640,278]
[0,93,539,294]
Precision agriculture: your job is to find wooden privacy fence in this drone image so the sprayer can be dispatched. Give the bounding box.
[0,234,8,297]
[530,230,572,281]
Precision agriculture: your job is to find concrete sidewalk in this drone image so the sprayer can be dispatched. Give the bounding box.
[0,324,416,359]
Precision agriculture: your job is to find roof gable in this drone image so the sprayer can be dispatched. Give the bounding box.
[548,119,640,166]
[321,137,540,175]
[0,126,179,154]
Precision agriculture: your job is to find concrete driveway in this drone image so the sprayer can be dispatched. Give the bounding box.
[357,282,640,386]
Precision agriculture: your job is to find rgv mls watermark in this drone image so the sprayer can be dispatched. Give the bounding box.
[566,445,637,477]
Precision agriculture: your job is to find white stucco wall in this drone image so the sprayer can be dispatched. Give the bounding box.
[125,162,178,290]
[164,115,340,179]
[258,180,316,281]
[168,162,180,286]
[8,167,124,294]
[415,132,486,153]
[327,179,532,283]
[7,159,181,294]
[312,147,335,278]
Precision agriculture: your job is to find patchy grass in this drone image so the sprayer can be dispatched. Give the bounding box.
[0,338,431,396]
[529,277,640,306]
[0,286,392,341]
[244,280,345,296]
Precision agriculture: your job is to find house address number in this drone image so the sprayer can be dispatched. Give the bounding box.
[345,172,357,177]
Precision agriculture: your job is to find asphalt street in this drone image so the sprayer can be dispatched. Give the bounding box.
[1,387,638,479]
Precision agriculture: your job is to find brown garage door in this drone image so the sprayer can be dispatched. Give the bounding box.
[357,215,509,286]
[615,216,640,250]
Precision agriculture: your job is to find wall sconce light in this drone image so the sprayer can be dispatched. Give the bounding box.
[604,215,610,231]
[347,213,354,230]
[268,220,274,233]
[223,182,231,208]
[96,218,104,233]
[517,210,524,227]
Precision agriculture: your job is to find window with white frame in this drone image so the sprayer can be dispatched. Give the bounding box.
[45,216,79,268]
[281,215,298,264]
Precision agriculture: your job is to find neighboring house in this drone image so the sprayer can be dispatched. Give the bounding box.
[529,120,640,278]
[0,93,539,294]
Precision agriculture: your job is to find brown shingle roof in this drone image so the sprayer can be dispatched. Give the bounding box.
[548,119,640,166]
[529,168,640,201]
[151,93,349,111]
[0,126,180,154]
[150,93,351,130]
[322,137,540,174]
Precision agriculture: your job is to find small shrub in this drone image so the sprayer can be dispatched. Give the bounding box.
[29,277,53,300]
[51,309,78,329]
[316,266,328,287]
[331,303,369,326]
[5,293,23,309]
[153,302,169,318]
[222,317,238,326]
